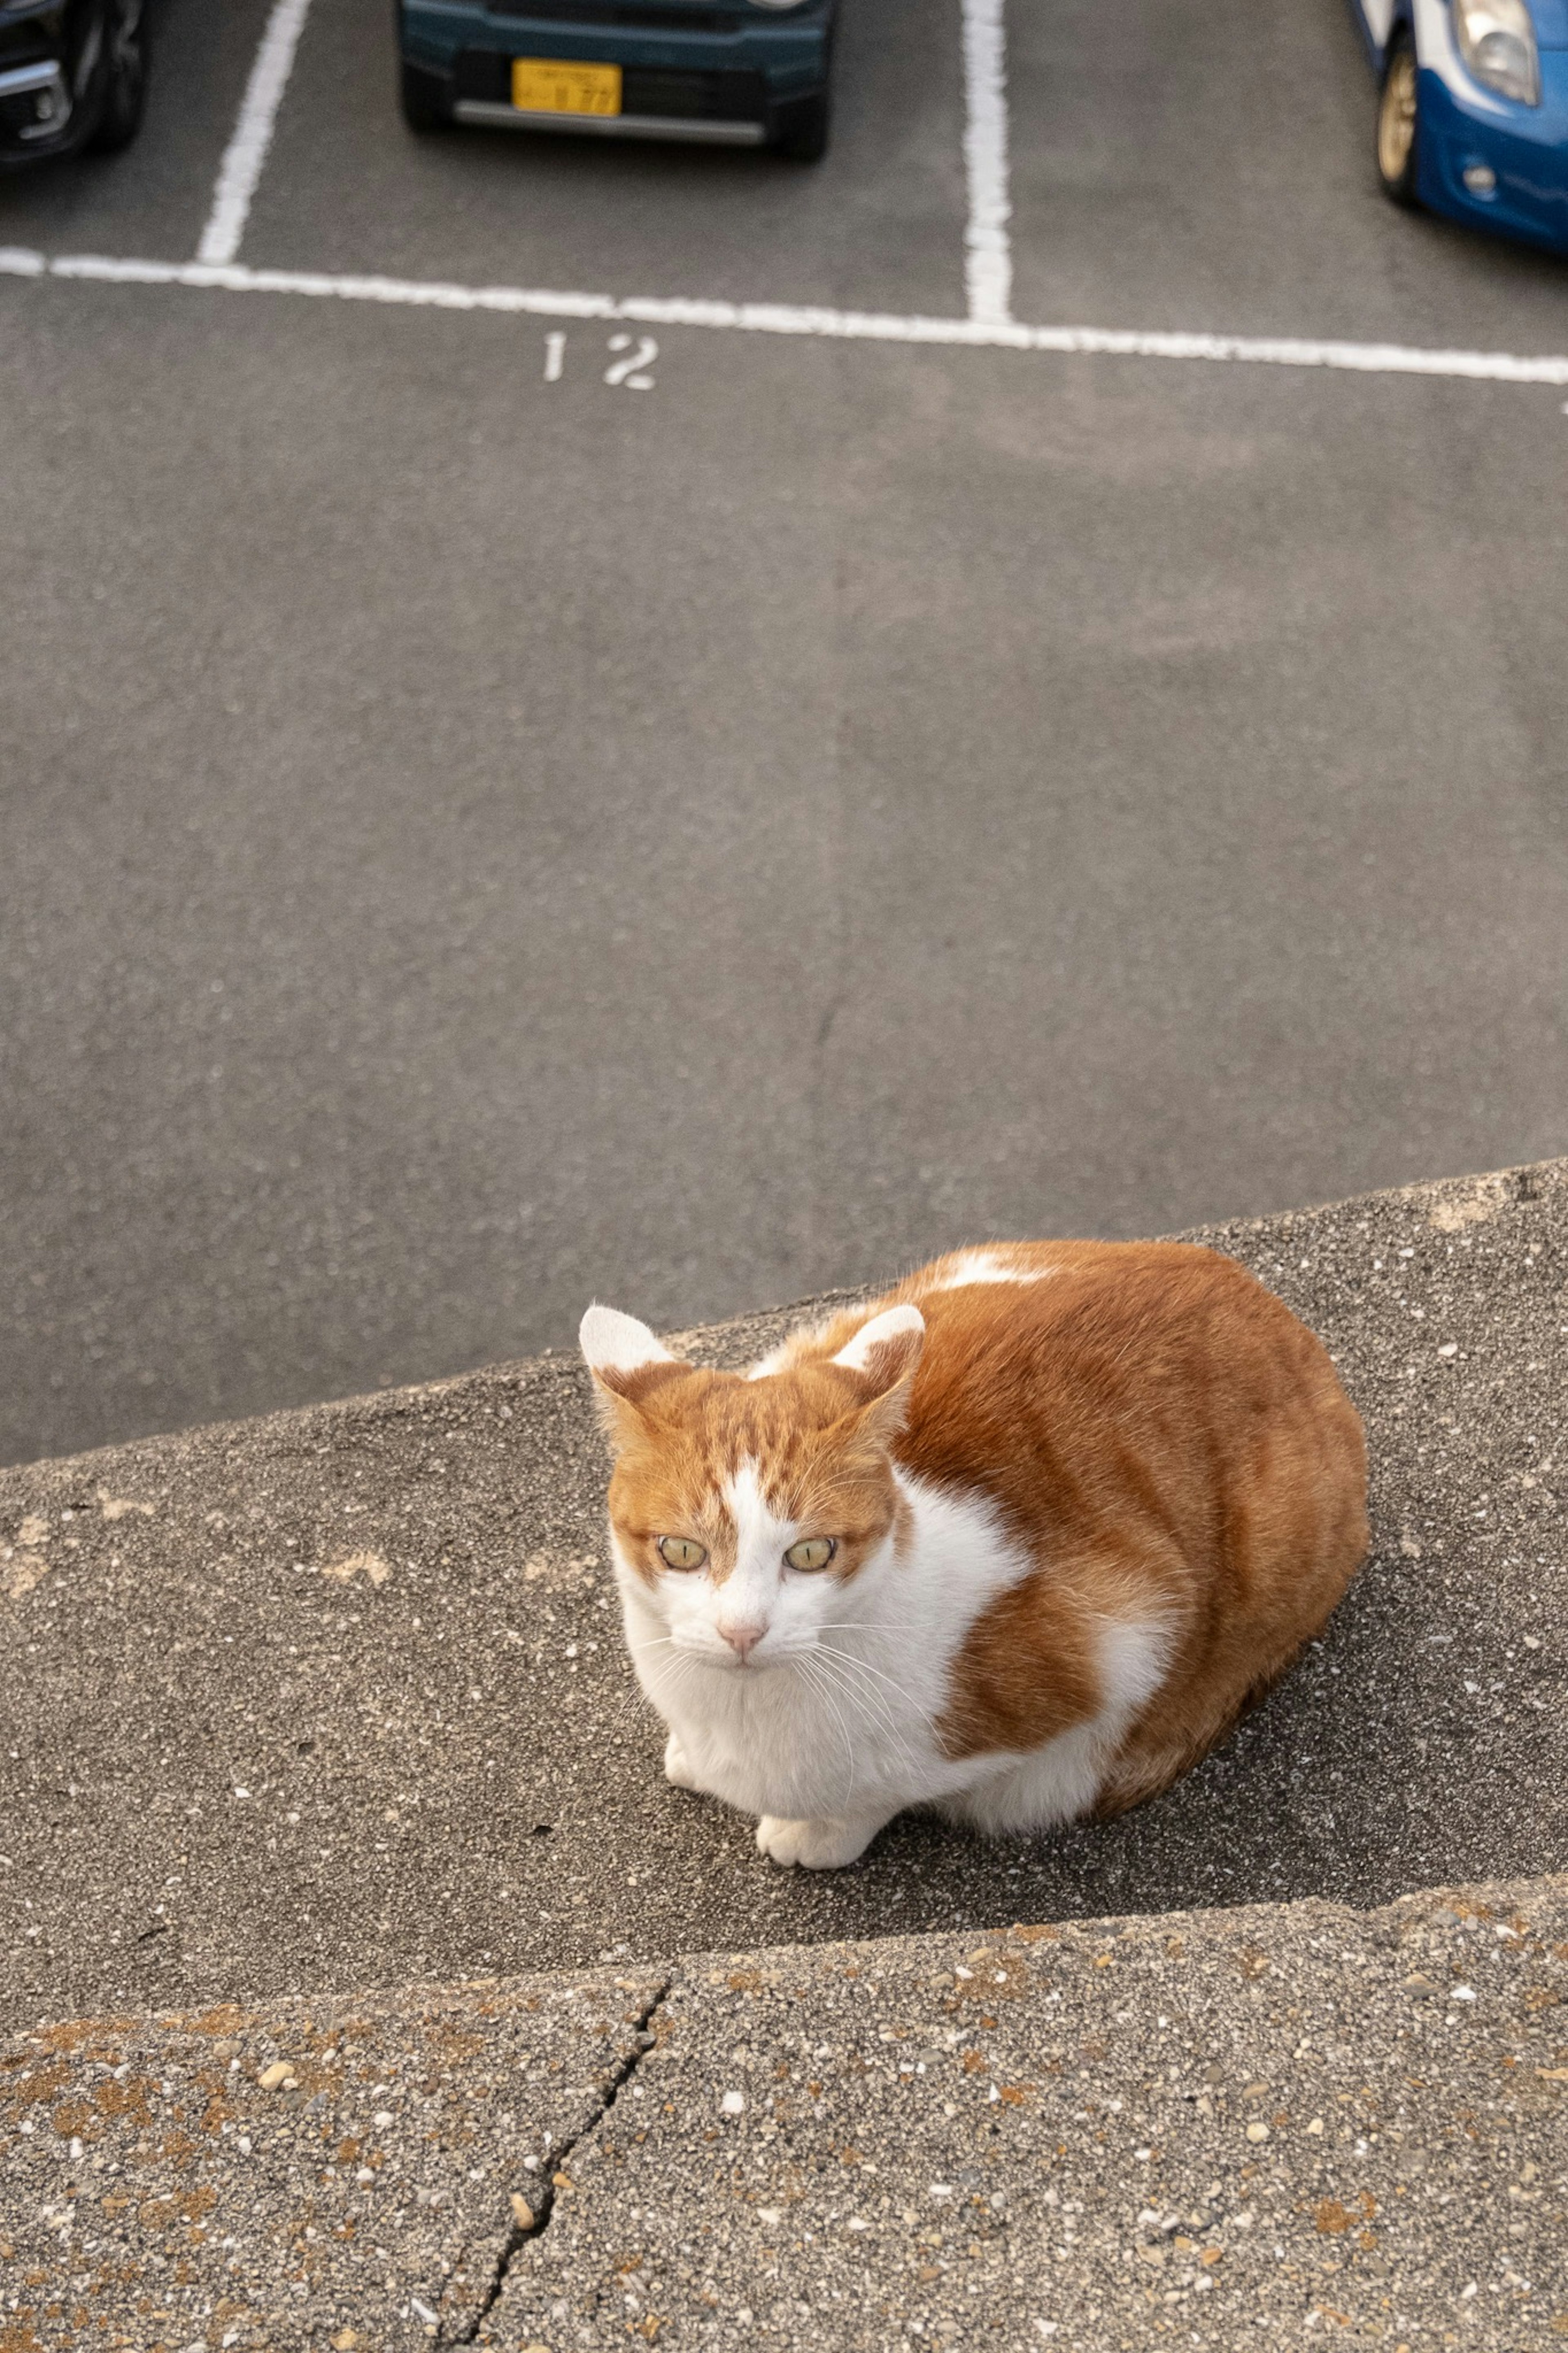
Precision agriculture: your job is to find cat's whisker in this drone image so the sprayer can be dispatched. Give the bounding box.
[814,1623,930,1666]
[811,1674,922,1780]
[644,1648,703,1692]
[804,1642,907,1730]
[802,1645,924,1769]
[821,1659,934,1763]
[814,1642,938,1729]
[631,1646,704,1721]
[794,1650,857,1799]
[790,1650,835,1741]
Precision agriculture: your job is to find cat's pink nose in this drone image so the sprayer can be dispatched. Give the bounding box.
[719,1621,765,1662]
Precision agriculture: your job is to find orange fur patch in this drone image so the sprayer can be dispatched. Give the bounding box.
[779,1241,1367,1783]
[599,1360,903,1590]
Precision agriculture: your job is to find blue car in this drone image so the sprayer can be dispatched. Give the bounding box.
[397,0,835,161]
[1354,0,1568,252]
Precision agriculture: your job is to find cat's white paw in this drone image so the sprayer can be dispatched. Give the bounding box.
[664,1730,702,1792]
[755,1813,879,1871]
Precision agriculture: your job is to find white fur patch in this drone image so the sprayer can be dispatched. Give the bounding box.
[943,1613,1172,1836]
[717,1459,797,1637]
[1096,1615,1172,1723]
[926,1248,1055,1291]
[831,1302,925,1372]
[579,1303,677,1375]
[613,1466,1036,1830]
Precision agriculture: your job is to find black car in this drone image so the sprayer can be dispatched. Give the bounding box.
[0,0,147,166]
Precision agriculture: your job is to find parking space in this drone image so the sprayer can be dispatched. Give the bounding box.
[0,0,274,262]
[245,0,969,316]
[2,0,1567,1467]
[1005,0,1568,349]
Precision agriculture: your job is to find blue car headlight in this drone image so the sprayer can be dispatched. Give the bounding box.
[1452,0,1542,106]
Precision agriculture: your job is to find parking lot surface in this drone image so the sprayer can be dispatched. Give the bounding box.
[3,0,1567,1468]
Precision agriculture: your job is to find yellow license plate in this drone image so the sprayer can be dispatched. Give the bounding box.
[511,57,623,116]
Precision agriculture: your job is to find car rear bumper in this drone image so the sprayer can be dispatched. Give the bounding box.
[455,99,766,140]
[1416,52,1568,254]
[400,0,832,136]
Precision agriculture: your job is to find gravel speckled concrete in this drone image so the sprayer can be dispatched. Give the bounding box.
[6,1878,1557,2349]
[0,1966,664,2350]
[484,1880,1568,2353]
[2,1162,1566,2030]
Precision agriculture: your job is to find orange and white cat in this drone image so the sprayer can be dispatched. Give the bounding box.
[580,1242,1367,1869]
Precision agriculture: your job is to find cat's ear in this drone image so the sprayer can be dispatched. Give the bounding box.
[831,1303,925,1437]
[579,1304,688,1439]
[580,1303,676,1379]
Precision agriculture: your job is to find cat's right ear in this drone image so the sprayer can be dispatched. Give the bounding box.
[579,1304,688,1440]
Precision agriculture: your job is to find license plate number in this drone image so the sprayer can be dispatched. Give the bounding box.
[511,58,623,116]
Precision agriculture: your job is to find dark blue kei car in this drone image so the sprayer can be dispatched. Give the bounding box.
[397,0,835,161]
[1356,0,1568,252]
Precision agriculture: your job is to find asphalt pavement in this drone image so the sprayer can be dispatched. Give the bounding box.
[3,0,1568,1471]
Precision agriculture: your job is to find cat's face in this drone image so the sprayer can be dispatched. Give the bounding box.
[579,1303,924,1672]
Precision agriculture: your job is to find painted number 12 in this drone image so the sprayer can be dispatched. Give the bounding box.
[542,331,659,390]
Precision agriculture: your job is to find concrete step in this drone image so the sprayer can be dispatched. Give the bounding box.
[3,1160,1564,2039]
[2,1875,1563,2349]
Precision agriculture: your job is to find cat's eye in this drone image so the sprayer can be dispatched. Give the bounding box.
[784,1537,837,1572]
[656,1535,708,1571]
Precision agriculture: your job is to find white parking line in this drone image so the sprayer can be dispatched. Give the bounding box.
[961,0,1012,324]
[4,249,1568,386]
[196,0,315,267]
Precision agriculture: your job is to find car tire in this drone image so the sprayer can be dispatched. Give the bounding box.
[86,0,149,156]
[1376,30,1420,207]
[401,59,453,134]
[773,88,830,164]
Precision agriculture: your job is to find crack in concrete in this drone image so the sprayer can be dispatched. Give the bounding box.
[444,1976,673,2346]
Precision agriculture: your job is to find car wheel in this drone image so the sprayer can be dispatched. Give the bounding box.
[773,89,830,164]
[86,0,149,156]
[1376,30,1419,206]
[401,59,452,134]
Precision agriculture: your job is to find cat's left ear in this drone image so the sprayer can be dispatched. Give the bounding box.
[831,1303,925,1437]
[579,1304,689,1438]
